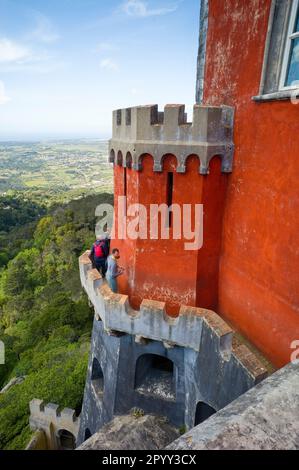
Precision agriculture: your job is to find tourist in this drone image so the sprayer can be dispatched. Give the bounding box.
[106,249,124,293]
[89,236,109,277]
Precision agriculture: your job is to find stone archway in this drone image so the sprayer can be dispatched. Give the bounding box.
[57,429,76,450]
[91,357,104,397]
[135,354,176,401]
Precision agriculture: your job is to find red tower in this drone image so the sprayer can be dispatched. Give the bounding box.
[109,104,234,315]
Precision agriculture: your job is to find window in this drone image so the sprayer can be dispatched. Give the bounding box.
[124,167,127,197]
[280,0,299,89]
[91,357,104,396]
[166,172,174,228]
[123,167,127,216]
[253,0,299,101]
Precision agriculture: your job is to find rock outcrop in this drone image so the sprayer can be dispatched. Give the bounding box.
[78,411,179,450]
[0,376,25,394]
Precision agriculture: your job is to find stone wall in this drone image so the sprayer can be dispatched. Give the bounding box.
[77,252,268,446]
[79,252,268,372]
[168,362,299,450]
[25,430,47,451]
[29,399,80,450]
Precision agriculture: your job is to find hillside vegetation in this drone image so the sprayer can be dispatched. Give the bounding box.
[0,192,113,449]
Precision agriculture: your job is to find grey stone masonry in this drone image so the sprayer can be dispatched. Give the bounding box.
[78,252,269,445]
[167,362,299,450]
[79,252,267,380]
[109,104,235,175]
[196,1,209,104]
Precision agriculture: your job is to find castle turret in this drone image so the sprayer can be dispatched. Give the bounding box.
[109,104,234,314]
[77,104,268,446]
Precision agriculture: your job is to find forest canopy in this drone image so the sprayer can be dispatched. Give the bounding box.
[0,192,113,449]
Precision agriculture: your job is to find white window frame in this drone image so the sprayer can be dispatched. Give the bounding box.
[279,0,299,90]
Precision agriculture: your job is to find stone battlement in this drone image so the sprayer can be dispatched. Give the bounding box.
[109,104,235,174]
[29,399,80,450]
[29,399,79,427]
[79,251,267,382]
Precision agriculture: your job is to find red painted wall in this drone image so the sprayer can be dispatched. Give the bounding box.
[112,154,227,316]
[203,0,299,367]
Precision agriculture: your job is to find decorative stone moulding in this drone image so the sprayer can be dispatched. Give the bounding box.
[109,104,235,175]
[79,252,267,383]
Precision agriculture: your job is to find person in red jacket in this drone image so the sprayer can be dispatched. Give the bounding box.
[89,236,109,276]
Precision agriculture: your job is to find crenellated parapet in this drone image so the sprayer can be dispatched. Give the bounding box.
[79,252,267,382]
[78,251,270,440]
[109,104,235,174]
[29,399,80,450]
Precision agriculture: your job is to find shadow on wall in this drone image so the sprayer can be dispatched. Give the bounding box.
[194,401,216,426]
[57,429,76,450]
[134,354,176,402]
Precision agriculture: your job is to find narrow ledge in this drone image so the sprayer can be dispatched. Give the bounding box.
[252,89,299,103]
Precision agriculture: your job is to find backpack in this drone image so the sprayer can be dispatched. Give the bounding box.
[94,241,105,259]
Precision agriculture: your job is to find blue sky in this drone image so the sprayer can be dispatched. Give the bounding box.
[0,0,200,140]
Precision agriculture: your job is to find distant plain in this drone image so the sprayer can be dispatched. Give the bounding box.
[0,140,113,203]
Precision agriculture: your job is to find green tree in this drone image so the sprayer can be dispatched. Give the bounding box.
[0,192,113,449]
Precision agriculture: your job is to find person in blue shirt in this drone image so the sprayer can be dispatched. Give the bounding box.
[106,248,124,293]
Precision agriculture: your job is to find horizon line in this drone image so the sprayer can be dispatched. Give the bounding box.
[0,136,110,143]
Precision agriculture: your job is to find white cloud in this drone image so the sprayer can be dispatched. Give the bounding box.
[30,13,60,43]
[0,81,10,105]
[121,0,178,17]
[0,35,61,73]
[100,58,119,71]
[0,38,31,63]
